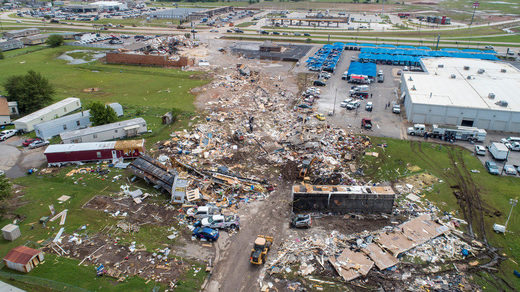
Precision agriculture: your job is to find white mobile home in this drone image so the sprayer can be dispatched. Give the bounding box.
[14,97,82,132]
[60,118,147,143]
[108,103,123,117]
[34,110,91,140]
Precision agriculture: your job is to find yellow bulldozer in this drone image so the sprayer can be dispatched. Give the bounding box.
[250,235,273,265]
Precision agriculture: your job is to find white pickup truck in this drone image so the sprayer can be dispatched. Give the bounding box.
[186,206,221,220]
[200,214,240,230]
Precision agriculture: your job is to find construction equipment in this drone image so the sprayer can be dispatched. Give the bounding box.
[299,157,318,179]
[250,235,273,265]
[361,118,372,129]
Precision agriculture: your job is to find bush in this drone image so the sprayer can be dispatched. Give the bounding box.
[46,34,64,48]
[0,175,11,201]
[88,102,118,126]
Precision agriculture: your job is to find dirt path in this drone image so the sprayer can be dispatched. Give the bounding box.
[205,182,291,292]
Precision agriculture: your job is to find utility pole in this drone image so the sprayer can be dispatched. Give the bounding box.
[435,34,440,50]
[505,199,518,229]
[470,1,479,27]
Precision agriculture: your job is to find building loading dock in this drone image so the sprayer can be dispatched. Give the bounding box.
[292,184,395,214]
[402,58,520,132]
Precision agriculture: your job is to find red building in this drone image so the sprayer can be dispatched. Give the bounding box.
[44,140,145,166]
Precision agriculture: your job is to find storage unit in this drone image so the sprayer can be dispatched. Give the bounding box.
[402,58,520,133]
[34,111,91,140]
[107,103,123,117]
[0,39,23,51]
[2,224,21,241]
[0,97,10,125]
[3,246,44,273]
[60,118,147,143]
[14,97,82,132]
[44,139,145,166]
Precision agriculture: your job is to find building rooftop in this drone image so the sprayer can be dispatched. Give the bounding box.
[0,97,8,116]
[3,246,41,265]
[15,97,81,123]
[60,117,146,140]
[292,184,394,195]
[403,57,520,111]
[35,111,90,129]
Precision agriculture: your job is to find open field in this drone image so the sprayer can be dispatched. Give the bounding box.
[363,137,520,291]
[0,46,209,145]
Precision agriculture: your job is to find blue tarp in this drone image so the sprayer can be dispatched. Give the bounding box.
[346,61,377,78]
[357,46,499,62]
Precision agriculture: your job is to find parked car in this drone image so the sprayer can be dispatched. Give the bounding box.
[0,129,17,141]
[313,80,326,86]
[290,214,311,228]
[365,101,373,111]
[392,104,401,114]
[186,206,221,220]
[200,214,240,229]
[192,227,219,241]
[377,74,384,83]
[346,100,361,110]
[303,33,310,36]
[485,161,499,175]
[22,138,42,147]
[315,113,325,121]
[474,145,486,156]
[28,140,49,149]
[340,98,353,108]
[504,164,517,175]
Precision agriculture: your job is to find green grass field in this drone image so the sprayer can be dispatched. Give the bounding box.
[0,46,209,145]
[363,137,520,291]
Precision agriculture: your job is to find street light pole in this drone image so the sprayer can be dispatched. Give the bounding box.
[470,1,479,27]
[333,88,338,116]
[505,199,518,229]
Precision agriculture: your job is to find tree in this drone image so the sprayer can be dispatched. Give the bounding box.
[88,102,117,126]
[0,51,4,60]
[0,175,11,201]
[4,70,55,114]
[46,34,64,48]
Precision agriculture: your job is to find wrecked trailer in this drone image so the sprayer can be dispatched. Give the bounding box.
[128,155,175,193]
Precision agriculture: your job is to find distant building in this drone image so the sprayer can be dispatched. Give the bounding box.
[4,28,40,39]
[34,111,91,140]
[0,39,23,52]
[3,246,44,273]
[0,280,25,292]
[60,118,147,143]
[14,97,82,132]
[44,139,145,166]
[0,97,10,125]
[21,34,48,45]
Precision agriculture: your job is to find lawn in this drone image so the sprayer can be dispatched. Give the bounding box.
[0,46,209,145]
[0,166,205,291]
[362,137,520,291]
[235,21,256,28]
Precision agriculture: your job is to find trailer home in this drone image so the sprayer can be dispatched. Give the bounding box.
[60,118,147,143]
[14,97,82,132]
[44,139,145,166]
[34,110,91,140]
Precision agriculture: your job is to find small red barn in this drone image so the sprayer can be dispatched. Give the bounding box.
[44,139,145,166]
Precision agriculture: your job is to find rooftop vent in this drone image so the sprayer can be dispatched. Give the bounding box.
[408,76,413,81]
[438,64,444,68]
[464,66,470,70]
[478,68,485,74]
[450,74,456,79]
[467,75,472,80]
[496,100,508,107]
[488,93,495,99]
[501,69,507,73]
[411,85,416,91]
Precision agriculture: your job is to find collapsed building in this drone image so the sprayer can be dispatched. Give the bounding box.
[292,184,395,214]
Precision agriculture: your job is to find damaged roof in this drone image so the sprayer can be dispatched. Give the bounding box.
[129,155,175,193]
[4,246,41,265]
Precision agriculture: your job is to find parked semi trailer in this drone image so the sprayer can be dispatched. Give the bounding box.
[407,124,486,142]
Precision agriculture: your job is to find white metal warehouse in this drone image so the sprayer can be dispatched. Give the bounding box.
[401,58,520,132]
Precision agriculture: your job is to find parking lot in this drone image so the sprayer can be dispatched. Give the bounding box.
[297,46,520,177]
